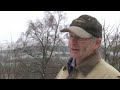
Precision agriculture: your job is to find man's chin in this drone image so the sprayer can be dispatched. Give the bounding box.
[71,55,80,60]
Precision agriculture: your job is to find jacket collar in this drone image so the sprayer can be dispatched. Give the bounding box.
[75,50,101,75]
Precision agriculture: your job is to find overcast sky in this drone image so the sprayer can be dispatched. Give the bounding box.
[0,11,120,44]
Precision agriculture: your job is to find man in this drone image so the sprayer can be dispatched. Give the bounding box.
[56,14,120,79]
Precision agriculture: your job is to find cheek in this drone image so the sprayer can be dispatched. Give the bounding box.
[84,43,95,53]
[80,42,92,52]
[68,40,70,49]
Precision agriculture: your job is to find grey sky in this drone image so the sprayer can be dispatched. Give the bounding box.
[0,11,120,44]
[0,11,44,44]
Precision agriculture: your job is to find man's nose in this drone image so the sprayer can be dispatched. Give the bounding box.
[71,38,78,44]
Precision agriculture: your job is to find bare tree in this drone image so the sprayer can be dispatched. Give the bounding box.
[15,11,68,79]
[0,44,16,79]
[102,22,120,71]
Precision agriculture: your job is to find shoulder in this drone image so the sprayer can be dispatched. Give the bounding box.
[99,59,120,73]
[92,59,120,79]
[55,65,68,79]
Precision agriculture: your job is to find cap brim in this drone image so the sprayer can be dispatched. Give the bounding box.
[60,26,92,38]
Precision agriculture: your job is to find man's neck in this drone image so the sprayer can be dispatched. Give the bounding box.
[75,50,97,67]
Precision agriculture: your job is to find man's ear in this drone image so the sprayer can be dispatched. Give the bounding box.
[95,38,102,48]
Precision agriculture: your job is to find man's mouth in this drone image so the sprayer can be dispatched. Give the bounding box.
[71,48,79,51]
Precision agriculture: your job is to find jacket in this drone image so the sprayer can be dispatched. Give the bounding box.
[56,51,120,79]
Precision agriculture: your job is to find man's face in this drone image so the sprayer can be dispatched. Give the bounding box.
[68,32,100,62]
